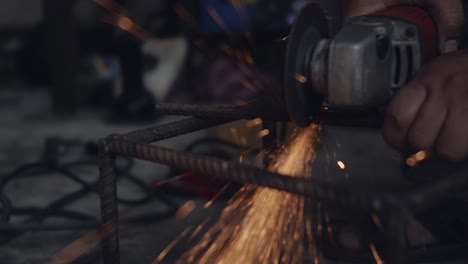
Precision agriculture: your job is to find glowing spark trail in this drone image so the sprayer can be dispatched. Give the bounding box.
[204,183,232,208]
[51,226,114,264]
[257,129,270,138]
[370,243,384,264]
[176,200,196,219]
[295,73,308,84]
[407,150,430,167]
[154,226,193,264]
[153,172,192,187]
[337,161,346,170]
[246,118,263,128]
[176,125,322,263]
[208,7,233,35]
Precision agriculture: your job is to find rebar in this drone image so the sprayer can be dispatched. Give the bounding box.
[408,164,468,212]
[123,117,227,143]
[97,103,468,264]
[155,103,289,122]
[155,103,385,128]
[98,140,120,264]
[0,193,12,222]
[107,136,391,211]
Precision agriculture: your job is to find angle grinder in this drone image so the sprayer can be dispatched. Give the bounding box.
[285,3,439,127]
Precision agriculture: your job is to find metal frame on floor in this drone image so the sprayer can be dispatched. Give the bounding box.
[98,103,468,264]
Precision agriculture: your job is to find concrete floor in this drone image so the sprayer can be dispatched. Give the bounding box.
[0,89,467,264]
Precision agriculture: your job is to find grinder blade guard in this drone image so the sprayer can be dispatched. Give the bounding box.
[285,3,438,127]
[284,3,329,127]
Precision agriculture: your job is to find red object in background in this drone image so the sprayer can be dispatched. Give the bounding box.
[153,172,231,199]
[372,6,439,61]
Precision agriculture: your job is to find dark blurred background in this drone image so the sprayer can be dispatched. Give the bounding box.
[0,0,341,118]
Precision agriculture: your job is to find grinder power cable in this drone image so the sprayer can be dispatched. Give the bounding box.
[285,3,439,127]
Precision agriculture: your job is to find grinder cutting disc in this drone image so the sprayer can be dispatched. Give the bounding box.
[284,3,329,127]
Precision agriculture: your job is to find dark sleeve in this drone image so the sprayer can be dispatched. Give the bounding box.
[460,0,468,49]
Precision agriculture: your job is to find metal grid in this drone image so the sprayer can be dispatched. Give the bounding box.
[98,103,468,264]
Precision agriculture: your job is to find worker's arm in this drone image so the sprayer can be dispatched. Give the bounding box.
[345,0,468,161]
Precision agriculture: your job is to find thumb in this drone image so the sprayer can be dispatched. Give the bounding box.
[421,0,464,53]
[386,0,464,52]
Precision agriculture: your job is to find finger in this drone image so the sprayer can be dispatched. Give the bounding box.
[435,76,468,160]
[426,0,464,39]
[407,86,448,150]
[383,80,427,150]
[384,0,464,52]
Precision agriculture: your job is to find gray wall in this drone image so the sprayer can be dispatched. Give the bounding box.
[0,0,42,28]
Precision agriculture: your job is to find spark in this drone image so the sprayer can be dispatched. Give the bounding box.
[230,0,249,20]
[246,118,263,128]
[414,150,428,161]
[245,53,255,65]
[204,183,232,208]
[407,150,430,167]
[153,226,193,264]
[406,157,418,167]
[153,172,192,187]
[239,78,257,92]
[117,16,133,31]
[337,161,346,170]
[51,226,114,264]
[178,125,322,263]
[240,78,257,93]
[189,218,212,241]
[371,213,384,231]
[95,0,148,40]
[295,73,308,84]
[103,14,147,40]
[176,200,196,219]
[257,129,270,138]
[370,243,384,264]
[208,7,232,35]
[280,36,289,41]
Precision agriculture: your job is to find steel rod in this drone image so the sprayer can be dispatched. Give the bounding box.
[155,103,290,122]
[107,136,390,211]
[123,117,227,143]
[98,141,120,264]
[408,164,468,212]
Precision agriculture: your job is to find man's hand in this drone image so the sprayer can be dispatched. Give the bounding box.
[384,50,468,161]
[343,0,464,53]
[344,0,466,160]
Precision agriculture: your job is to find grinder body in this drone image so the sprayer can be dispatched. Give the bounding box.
[285,4,439,127]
